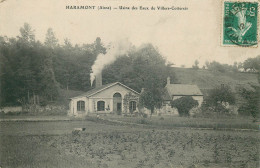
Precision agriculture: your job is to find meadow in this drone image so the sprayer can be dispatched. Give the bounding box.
[0,116,259,168]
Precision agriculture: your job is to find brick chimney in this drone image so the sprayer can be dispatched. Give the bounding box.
[95,72,102,88]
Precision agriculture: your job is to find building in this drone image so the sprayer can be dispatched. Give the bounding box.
[68,74,140,117]
[161,77,204,115]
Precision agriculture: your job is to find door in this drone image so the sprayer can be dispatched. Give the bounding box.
[117,103,122,112]
[113,93,122,113]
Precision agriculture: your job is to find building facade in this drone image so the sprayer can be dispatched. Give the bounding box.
[68,82,140,117]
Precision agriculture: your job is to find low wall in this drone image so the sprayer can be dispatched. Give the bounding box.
[0,106,22,113]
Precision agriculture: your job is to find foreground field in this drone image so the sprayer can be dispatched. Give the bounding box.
[0,119,259,168]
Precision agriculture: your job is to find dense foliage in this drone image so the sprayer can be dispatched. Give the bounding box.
[0,23,106,106]
[202,85,235,113]
[103,44,176,115]
[238,85,260,119]
[0,23,176,107]
[171,96,199,116]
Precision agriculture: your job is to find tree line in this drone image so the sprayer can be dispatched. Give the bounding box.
[0,23,175,107]
[192,56,260,73]
[0,23,105,106]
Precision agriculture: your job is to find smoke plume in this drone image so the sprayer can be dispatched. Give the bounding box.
[90,39,132,86]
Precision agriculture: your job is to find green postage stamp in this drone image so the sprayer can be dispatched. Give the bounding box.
[222,0,259,47]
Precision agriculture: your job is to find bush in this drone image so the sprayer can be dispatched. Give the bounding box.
[171,96,199,116]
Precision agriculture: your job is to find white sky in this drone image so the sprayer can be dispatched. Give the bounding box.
[0,0,259,67]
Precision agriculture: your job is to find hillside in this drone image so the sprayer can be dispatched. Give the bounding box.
[172,67,259,93]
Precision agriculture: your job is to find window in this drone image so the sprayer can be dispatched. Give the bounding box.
[97,101,105,111]
[113,93,121,97]
[129,101,137,112]
[77,101,85,111]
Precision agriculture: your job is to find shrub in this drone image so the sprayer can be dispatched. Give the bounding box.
[171,96,199,116]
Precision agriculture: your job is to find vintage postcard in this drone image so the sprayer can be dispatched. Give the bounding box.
[0,0,259,168]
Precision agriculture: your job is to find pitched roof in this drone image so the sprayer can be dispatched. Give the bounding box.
[70,82,139,99]
[161,88,172,101]
[165,84,203,96]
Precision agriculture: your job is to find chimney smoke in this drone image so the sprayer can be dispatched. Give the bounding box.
[90,38,132,86]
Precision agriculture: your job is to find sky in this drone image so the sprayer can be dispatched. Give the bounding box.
[0,0,259,67]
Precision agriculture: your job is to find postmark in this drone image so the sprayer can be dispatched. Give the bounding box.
[222,0,259,47]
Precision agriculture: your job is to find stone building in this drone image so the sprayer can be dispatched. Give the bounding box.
[68,74,139,117]
[161,77,204,115]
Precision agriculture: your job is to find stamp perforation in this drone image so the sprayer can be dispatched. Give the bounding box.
[220,0,259,48]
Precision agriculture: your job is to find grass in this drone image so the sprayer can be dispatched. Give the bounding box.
[99,114,259,130]
[0,120,259,168]
[172,67,259,90]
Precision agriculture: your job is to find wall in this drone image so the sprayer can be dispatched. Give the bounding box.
[69,97,88,116]
[89,84,139,113]
[88,98,113,113]
[0,106,22,113]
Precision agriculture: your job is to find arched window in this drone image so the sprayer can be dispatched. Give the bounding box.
[77,101,85,111]
[129,101,137,112]
[113,93,121,97]
[97,101,105,111]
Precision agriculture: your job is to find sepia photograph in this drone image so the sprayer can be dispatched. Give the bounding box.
[0,0,259,167]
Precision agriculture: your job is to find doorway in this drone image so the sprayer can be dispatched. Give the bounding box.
[113,93,122,113]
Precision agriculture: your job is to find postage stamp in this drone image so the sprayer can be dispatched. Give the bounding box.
[222,0,259,47]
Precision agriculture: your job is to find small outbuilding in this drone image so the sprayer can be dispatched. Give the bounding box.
[163,77,203,105]
[161,77,204,115]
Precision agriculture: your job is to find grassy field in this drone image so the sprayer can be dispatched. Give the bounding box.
[0,116,259,168]
[99,115,259,130]
[172,67,259,90]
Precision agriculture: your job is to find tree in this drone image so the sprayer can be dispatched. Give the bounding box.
[103,44,176,116]
[139,88,163,117]
[238,78,260,119]
[44,28,58,48]
[64,38,72,49]
[206,61,227,73]
[243,56,260,72]
[132,45,169,116]
[192,60,199,69]
[18,23,35,45]
[232,62,238,72]
[205,61,210,69]
[171,96,198,116]
[203,85,235,113]
[40,47,60,102]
